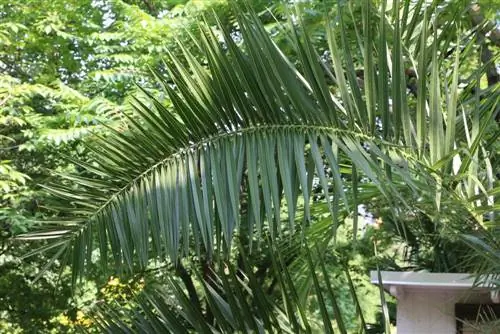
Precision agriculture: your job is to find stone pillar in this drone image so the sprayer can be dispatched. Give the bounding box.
[395,288,456,334]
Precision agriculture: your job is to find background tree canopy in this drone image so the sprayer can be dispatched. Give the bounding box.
[1,0,498,332]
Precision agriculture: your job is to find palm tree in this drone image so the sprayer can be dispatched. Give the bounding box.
[20,1,498,332]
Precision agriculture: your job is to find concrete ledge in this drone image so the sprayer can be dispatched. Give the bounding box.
[370,271,492,289]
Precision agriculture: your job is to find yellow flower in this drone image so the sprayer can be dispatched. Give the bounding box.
[75,310,93,327]
[57,314,71,326]
[108,276,120,286]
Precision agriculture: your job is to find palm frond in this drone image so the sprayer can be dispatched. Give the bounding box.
[92,242,371,333]
[19,7,433,280]
[18,1,497,296]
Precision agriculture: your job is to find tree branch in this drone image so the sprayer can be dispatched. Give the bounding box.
[141,0,157,16]
[176,261,202,313]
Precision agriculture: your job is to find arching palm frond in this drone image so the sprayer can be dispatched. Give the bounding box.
[17,2,498,331]
[20,7,431,280]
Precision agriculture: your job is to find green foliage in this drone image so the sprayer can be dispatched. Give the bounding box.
[1,0,498,332]
[0,0,255,332]
[0,245,73,333]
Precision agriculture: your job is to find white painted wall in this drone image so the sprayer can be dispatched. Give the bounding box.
[370,271,498,333]
[396,288,456,334]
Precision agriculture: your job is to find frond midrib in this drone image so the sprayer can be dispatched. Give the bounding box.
[69,123,399,238]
